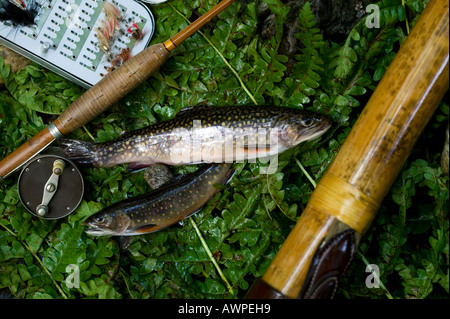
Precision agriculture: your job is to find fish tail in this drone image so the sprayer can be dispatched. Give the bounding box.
[59,139,101,167]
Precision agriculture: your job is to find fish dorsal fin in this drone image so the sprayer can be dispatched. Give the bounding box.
[175,104,216,118]
[178,103,211,113]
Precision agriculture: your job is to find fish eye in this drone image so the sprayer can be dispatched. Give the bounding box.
[301,118,313,127]
[95,216,105,223]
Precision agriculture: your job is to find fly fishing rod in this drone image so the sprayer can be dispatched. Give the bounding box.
[0,0,236,180]
[246,0,449,299]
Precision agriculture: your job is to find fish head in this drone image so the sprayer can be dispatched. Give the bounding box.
[276,111,332,147]
[84,209,131,236]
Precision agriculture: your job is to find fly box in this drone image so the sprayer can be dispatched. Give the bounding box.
[0,0,155,88]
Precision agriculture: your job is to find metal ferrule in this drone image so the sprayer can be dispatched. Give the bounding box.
[48,122,64,139]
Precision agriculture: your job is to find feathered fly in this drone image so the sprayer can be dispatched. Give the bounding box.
[0,0,40,27]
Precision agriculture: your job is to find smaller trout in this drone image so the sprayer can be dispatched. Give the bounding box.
[84,163,232,236]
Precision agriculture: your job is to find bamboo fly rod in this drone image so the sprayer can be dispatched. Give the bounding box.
[246,0,449,299]
[0,0,236,180]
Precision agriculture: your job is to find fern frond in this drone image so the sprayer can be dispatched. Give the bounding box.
[377,0,407,25]
[318,0,407,124]
[261,0,290,46]
[283,2,324,107]
[328,0,406,83]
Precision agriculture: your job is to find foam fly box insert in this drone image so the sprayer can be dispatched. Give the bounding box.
[0,0,155,88]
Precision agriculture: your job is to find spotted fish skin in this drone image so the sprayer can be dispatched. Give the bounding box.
[60,106,331,168]
[84,163,233,236]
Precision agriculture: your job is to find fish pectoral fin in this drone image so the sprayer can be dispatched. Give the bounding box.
[239,144,272,155]
[131,224,160,234]
[127,162,153,172]
[185,208,202,219]
[240,144,271,152]
[176,209,202,226]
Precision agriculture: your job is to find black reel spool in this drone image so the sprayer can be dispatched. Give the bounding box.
[18,148,84,220]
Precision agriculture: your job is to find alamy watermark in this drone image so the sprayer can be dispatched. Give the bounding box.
[366,4,380,29]
[65,264,80,289]
[166,120,280,175]
[65,262,382,291]
[365,264,380,289]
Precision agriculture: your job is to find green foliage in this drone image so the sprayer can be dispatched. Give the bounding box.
[0,59,83,115]
[0,0,447,299]
[342,155,449,299]
[282,2,324,107]
[320,0,406,124]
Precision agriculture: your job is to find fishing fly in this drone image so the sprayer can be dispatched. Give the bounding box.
[102,0,121,31]
[95,17,115,53]
[95,1,123,55]
[0,0,41,27]
[95,1,145,73]
[127,20,144,43]
[106,46,131,73]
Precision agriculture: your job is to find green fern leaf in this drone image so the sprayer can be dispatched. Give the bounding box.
[378,0,407,25]
[283,2,324,107]
[329,29,360,81]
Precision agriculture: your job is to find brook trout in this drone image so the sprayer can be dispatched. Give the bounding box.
[84,163,232,236]
[60,106,331,169]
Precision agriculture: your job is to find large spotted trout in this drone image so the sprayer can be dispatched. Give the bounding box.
[60,106,331,169]
[84,163,233,236]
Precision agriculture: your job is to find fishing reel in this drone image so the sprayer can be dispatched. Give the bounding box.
[17,148,84,220]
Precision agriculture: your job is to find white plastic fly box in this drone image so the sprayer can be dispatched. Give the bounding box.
[0,0,155,88]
